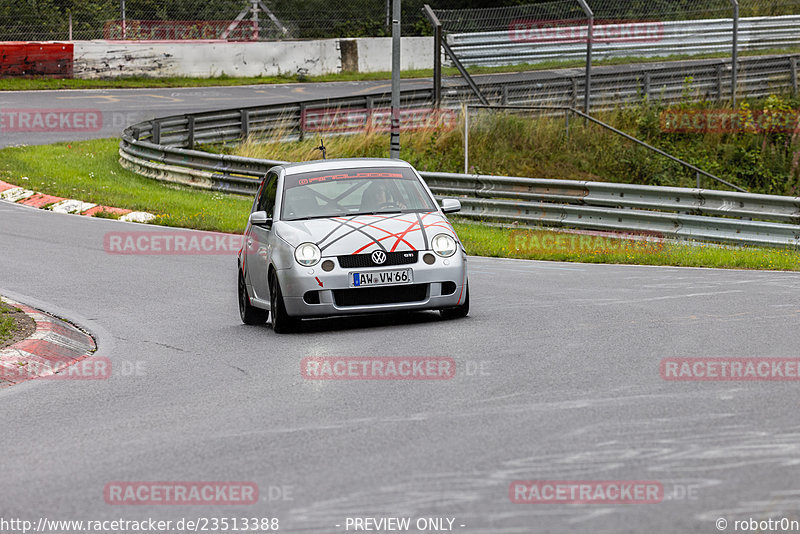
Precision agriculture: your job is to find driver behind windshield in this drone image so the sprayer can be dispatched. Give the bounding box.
[360,182,407,212]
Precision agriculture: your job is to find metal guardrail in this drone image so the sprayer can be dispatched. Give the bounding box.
[423,173,800,248]
[119,55,800,249]
[446,15,800,67]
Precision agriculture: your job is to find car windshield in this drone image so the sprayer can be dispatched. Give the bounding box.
[281,166,438,221]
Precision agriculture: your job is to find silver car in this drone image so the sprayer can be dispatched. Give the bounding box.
[237,158,469,332]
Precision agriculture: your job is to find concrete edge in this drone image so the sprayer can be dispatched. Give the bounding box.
[0,178,156,223]
[0,296,98,388]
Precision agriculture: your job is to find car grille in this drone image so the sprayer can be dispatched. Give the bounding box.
[333,284,428,307]
[337,251,418,268]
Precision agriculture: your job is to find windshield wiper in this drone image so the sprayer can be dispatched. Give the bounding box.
[287,214,339,221]
[349,210,403,216]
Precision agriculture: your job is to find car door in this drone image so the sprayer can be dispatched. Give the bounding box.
[247,171,279,301]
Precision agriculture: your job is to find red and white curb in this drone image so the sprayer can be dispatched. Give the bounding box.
[0,179,155,223]
[0,296,97,388]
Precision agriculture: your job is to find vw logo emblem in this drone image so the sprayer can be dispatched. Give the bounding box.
[371,250,387,265]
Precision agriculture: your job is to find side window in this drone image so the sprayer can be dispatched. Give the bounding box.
[257,173,278,218]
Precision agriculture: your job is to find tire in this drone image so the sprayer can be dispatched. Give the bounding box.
[239,269,268,325]
[270,273,298,334]
[440,283,469,320]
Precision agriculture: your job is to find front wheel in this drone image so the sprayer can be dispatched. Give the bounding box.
[270,274,299,333]
[440,283,469,320]
[239,270,268,325]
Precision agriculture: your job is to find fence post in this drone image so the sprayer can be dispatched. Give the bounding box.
[565,109,570,139]
[463,105,469,174]
[577,0,594,114]
[390,0,401,158]
[792,57,798,98]
[696,171,701,189]
[121,0,126,40]
[186,116,195,148]
[730,0,739,106]
[423,5,442,109]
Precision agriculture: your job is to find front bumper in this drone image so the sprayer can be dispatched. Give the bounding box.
[277,250,468,317]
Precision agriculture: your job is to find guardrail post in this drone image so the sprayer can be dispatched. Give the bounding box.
[565,109,570,139]
[571,78,578,109]
[152,121,161,144]
[501,85,508,106]
[715,64,723,102]
[792,57,798,97]
[240,109,250,140]
[298,103,305,141]
[366,96,375,131]
[642,72,650,100]
[186,116,195,148]
[696,171,701,189]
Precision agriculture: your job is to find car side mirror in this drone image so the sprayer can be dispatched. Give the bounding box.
[441,198,461,214]
[249,211,272,227]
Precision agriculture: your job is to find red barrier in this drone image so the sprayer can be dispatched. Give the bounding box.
[0,42,73,77]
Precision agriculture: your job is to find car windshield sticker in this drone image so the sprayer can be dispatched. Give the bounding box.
[286,171,405,188]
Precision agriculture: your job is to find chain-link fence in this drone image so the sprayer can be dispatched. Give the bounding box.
[0,0,531,42]
[428,0,800,111]
[434,0,800,61]
[436,0,800,34]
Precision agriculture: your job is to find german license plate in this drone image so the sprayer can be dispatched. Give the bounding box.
[350,269,413,287]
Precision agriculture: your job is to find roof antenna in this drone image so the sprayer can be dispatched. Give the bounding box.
[316,137,327,160]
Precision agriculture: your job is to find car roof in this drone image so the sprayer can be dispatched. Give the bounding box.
[279,158,413,176]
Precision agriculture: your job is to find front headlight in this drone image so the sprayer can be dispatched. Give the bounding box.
[432,233,457,257]
[294,242,321,266]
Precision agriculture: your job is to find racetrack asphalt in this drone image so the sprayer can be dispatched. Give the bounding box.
[3,198,800,532]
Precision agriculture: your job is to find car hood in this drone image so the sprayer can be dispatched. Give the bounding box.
[275,212,456,255]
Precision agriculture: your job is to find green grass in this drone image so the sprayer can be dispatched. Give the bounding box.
[0,302,19,345]
[0,139,251,233]
[2,47,798,91]
[454,223,800,271]
[0,137,798,271]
